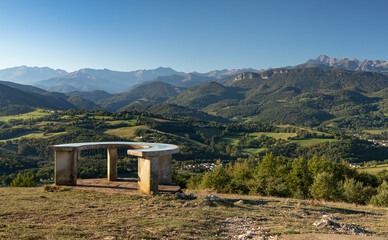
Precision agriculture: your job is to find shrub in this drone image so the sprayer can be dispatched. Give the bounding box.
[9,173,36,187]
[310,172,339,201]
[201,166,231,192]
[186,174,203,190]
[264,177,289,197]
[341,178,365,204]
[369,181,388,207]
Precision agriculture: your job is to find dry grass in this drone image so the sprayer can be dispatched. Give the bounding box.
[0,187,386,239]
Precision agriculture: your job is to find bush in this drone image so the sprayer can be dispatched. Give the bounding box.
[186,174,203,190]
[9,173,36,187]
[341,178,365,204]
[369,181,388,207]
[264,177,289,197]
[201,166,231,192]
[310,172,339,201]
[172,169,187,189]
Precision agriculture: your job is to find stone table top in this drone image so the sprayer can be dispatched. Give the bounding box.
[49,141,180,157]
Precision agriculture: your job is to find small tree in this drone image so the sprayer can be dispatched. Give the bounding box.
[342,178,365,204]
[369,181,388,207]
[9,174,24,187]
[201,166,231,192]
[9,173,36,187]
[310,172,339,201]
[287,157,312,199]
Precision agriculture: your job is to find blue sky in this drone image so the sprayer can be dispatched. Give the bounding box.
[0,0,387,72]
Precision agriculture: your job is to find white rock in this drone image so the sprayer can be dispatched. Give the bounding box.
[206,194,221,201]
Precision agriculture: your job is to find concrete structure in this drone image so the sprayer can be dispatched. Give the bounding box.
[49,142,179,195]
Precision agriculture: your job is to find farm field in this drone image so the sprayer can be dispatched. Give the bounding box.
[105,119,137,126]
[217,134,242,145]
[0,109,51,122]
[103,125,149,138]
[359,164,388,175]
[249,132,297,140]
[276,125,330,136]
[0,130,66,142]
[363,129,388,135]
[218,133,337,148]
[240,148,266,154]
[289,138,338,147]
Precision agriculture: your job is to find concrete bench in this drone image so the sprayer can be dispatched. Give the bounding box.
[49,142,180,195]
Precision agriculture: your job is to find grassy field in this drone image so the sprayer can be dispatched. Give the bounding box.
[0,130,67,142]
[276,125,331,136]
[104,125,149,138]
[249,132,298,140]
[218,134,242,145]
[105,119,137,126]
[240,148,266,154]
[91,116,114,120]
[359,164,388,175]
[218,133,337,148]
[289,138,338,147]
[36,121,63,126]
[0,109,50,122]
[363,129,388,135]
[0,187,386,239]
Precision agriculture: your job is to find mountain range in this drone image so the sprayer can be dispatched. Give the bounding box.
[0,55,387,128]
[1,55,386,94]
[294,55,388,74]
[0,66,67,84]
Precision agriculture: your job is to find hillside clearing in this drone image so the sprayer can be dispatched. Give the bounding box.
[363,129,388,135]
[0,109,50,122]
[249,132,298,140]
[104,125,149,138]
[359,164,388,175]
[289,138,338,147]
[0,130,66,142]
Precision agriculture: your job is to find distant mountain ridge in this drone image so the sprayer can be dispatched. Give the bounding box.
[0,66,67,84]
[31,67,257,93]
[161,67,388,126]
[0,80,100,112]
[303,55,388,74]
[151,73,215,88]
[98,81,185,112]
[2,55,387,95]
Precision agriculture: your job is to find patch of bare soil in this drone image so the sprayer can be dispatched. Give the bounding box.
[221,216,275,240]
[59,178,180,196]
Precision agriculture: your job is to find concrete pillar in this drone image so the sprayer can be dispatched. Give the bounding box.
[158,154,172,184]
[138,156,159,195]
[55,150,77,186]
[107,148,118,181]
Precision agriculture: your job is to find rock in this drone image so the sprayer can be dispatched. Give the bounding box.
[237,231,256,239]
[205,194,221,201]
[313,216,370,235]
[176,192,196,200]
[104,236,116,240]
[236,200,244,205]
